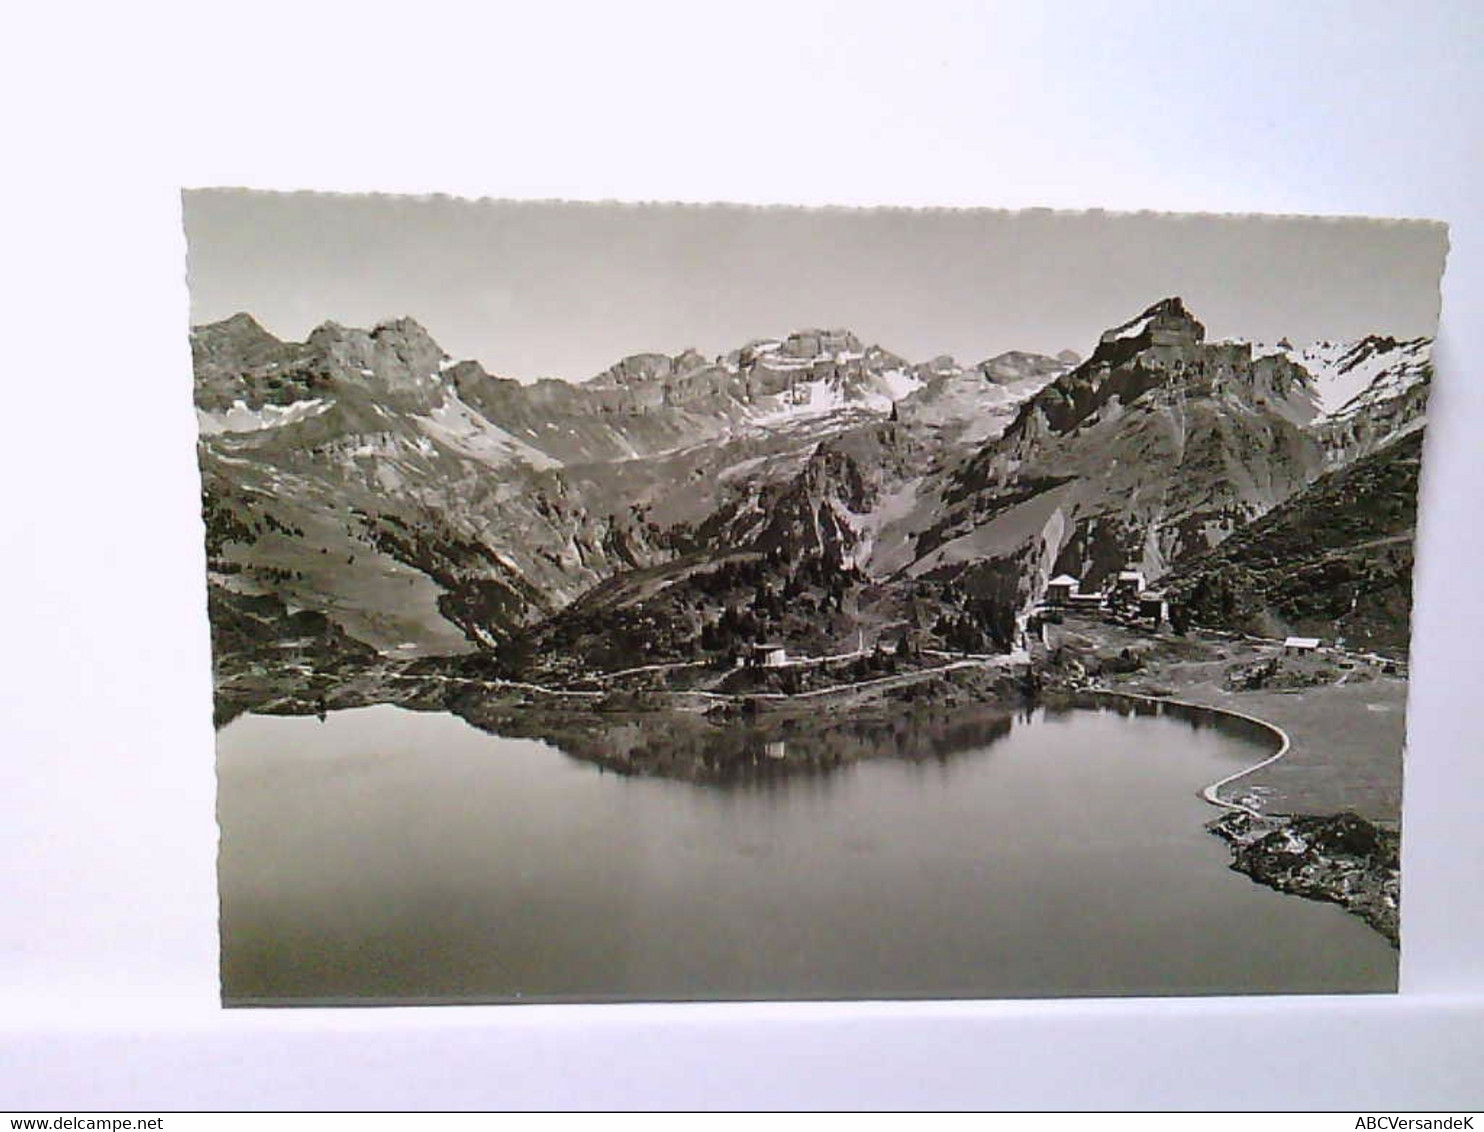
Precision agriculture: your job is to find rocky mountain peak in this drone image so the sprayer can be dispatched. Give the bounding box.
[989,297,1273,448]
[371,315,440,349]
[1145,294,1197,320]
[1338,335,1409,372]
[912,355,963,380]
[191,312,285,360]
[305,319,347,346]
[1097,296,1205,350]
[592,352,678,386]
[200,310,277,342]
[446,358,518,401]
[978,351,1072,385]
[306,316,446,405]
[777,329,864,360]
[590,347,720,388]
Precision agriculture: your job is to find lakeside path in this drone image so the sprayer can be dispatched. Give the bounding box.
[1170,677,1405,823]
[384,654,1015,708]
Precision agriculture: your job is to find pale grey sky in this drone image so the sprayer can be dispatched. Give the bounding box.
[184,191,1447,381]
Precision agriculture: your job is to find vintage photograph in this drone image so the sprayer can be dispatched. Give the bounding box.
[187,192,1447,1005]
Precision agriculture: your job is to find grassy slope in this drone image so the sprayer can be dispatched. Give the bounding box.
[1044,614,1406,822]
[1162,429,1424,654]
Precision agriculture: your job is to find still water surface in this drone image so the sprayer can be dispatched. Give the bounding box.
[217,701,1396,1003]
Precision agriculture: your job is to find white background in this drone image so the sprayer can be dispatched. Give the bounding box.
[3,0,1482,1111]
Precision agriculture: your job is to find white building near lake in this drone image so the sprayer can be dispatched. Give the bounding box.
[1045,574,1080,606]
[748,643,788,668]
[1113,569,1146,600]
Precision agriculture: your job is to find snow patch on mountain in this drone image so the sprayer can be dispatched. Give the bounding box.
[895,352,1070,443]
[1232,336,1433,421]
[415,392,561,469]
[1311,338,1432,421]
[1102,312,1155,342]
[878,368,924,403]
[746,367,922,426]
[197,398,332,435]
[749,379,850,424]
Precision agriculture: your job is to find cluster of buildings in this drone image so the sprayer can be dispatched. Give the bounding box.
[1040,568,1327,654]
[1042,568,1169,624]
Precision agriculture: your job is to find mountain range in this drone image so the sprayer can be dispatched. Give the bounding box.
[194,297,1432,684]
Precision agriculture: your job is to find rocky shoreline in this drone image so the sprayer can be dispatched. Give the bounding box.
[1063,686,1401,948]
[1209,810,1401,947]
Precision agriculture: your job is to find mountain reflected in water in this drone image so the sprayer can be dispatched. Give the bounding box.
[451,691,1277,788]
[455,699,1020,786]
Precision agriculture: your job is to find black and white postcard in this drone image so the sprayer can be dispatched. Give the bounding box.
[185,192,1447,1005]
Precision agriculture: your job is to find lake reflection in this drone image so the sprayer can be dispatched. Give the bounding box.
[217,701,1397,1004]
[459,699,1020,785]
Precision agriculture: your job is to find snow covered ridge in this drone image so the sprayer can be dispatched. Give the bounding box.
[1306,336,1432,421]
[1217,334,1433,420]
[196,398,332,435]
